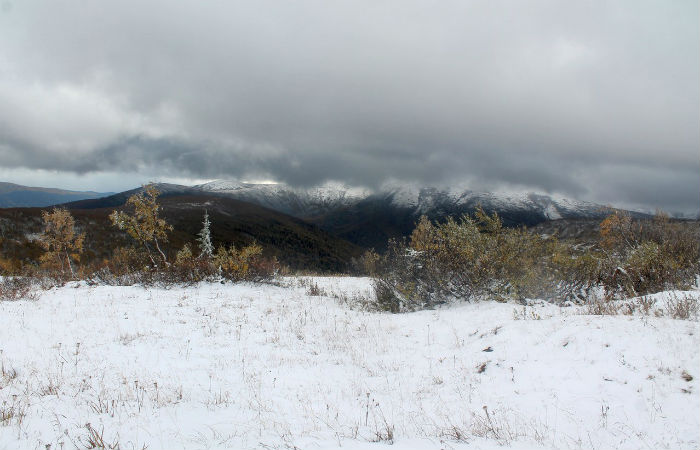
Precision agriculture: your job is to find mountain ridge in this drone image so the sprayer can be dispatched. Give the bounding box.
[0,182,112,208]
[190,180,636,221]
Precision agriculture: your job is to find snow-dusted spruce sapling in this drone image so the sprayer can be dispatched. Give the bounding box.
[198,210,214,260]
[110,184,173,268]
[39,207,85,278]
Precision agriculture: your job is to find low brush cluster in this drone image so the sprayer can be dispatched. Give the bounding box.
[359,208,699,312]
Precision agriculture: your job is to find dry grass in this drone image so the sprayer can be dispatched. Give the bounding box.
[583,292,698,321]
[81,422,121,449]
[0,401,26,427]
[0,277,38,302]
[664,293,699,320]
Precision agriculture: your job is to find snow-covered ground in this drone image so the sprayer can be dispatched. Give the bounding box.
[0,278,698,450]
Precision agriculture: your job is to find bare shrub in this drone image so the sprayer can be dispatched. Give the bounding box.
[0,400,26,427]
[80,422,121,449]
[306,281,324,296]
[371,420,394,444]
[437,423,470,442]
[635,296,656,315]
[584,296,623,316]
[664,294,698,320]
[0,277,38,301]
[470,406,523,446]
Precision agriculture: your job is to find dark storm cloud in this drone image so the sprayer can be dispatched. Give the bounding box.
[0,0,697,213]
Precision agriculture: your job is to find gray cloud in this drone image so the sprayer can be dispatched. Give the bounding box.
[0,0,698,213]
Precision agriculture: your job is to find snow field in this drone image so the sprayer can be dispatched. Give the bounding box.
[0,278,698,449]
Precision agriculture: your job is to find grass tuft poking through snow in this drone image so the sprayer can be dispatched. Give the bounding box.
[0,278,698,449]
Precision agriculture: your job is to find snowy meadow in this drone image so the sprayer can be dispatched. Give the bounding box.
[1,277,698,450]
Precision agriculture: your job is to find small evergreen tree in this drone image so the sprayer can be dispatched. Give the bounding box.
[198,210,214,259]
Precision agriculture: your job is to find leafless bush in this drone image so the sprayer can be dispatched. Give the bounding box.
[635,296,656,315]
[664,294,698,320]
[470,406,523,446]
[0,400,26,427]
[306,281,326,296]
[80,422,121,449]
[437,423,470,442]
[0,277,39,301]
[582,292,698,320]
[583,295,624,316]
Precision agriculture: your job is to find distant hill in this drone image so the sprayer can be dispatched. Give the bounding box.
[0,182,112,208]
[0,192,362,272]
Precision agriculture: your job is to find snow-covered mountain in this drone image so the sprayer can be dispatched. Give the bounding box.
[192,180,371,218]
[193,180,616,222]
[377,184,611,220]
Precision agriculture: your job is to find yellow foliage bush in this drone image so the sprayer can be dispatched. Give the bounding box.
[214,242,263,281]
[110,184,172,267]
[38,208,85,278]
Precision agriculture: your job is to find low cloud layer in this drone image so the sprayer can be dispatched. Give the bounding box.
[0,1,698,214]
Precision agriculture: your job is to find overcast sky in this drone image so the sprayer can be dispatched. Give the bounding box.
[0,1,698,214]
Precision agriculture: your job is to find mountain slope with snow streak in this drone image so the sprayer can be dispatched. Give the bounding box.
[193,180,371,218]
[194,180,622,221]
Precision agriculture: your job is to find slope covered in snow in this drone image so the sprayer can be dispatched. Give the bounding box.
[194,180,371,217]
[195,179,619,223]
[380,184,608,220]
[1,279,698,449]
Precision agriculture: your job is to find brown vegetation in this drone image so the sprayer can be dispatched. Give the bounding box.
[366,208,699,312]
[38,207,85,278]
[1,185,278,293]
